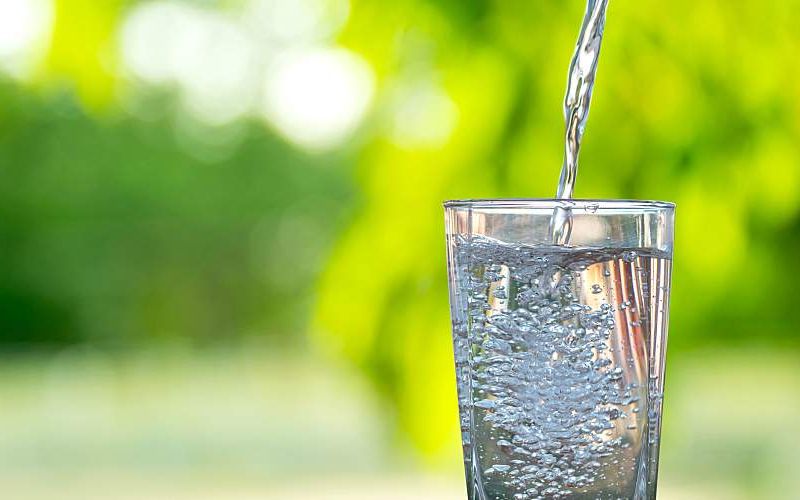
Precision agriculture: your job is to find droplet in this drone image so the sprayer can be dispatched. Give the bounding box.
[493,289,508,299]
[585,203,599,213]
[475,399,496,409]
[591,284,602,294]
[497,439,514,452]
[622,250,637,263]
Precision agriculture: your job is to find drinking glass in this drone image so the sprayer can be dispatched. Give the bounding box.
[444,199,675,500]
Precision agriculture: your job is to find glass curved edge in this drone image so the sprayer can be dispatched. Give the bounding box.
[443,198,675,211]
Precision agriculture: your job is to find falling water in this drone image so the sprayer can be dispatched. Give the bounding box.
[551,0,610,245]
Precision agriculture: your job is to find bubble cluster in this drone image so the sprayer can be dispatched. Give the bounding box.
[451,235,670,499]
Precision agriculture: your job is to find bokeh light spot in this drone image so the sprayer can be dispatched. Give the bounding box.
[120,1,256,126]
[243,0,350,45]
[0,0,53,78]
[120,1,189,85]
[261,48,375,152]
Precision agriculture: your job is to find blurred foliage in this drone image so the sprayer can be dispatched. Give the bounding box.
[316,0,800,457]
[0,83,355,346]
[0,0,799,468]
[44,0,125,107]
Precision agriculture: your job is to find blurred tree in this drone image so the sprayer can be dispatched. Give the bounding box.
[44,0,126,108]
[315,0,800,458]
[0,84,356,347]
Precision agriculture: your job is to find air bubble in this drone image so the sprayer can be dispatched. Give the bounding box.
[453,235,667,497]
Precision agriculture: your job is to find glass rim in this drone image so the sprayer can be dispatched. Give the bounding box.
[443,198,675,210]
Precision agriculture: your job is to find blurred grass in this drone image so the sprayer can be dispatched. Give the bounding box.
[0,348,796,498]
[0,345,401,495]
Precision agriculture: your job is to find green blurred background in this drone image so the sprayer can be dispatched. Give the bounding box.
[1,0,799,498]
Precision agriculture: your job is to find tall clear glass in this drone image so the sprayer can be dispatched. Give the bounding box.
[444,199,675,500]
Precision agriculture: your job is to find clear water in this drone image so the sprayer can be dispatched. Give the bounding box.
[450,235,672,499]
[551,0,610,246]
[448,5,669,498]
[557,0,609,201]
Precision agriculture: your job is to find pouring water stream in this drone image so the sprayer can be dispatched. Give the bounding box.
[550,0,610,245]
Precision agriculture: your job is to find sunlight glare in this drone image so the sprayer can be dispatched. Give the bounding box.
[0,0,53,78]
[261,48,374,152]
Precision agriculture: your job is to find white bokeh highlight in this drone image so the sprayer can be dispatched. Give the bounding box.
[243,0,350,45]
[261,48,375,152]
[0,0,54,78]
[120,0,374,151]
[121,2,255,126]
